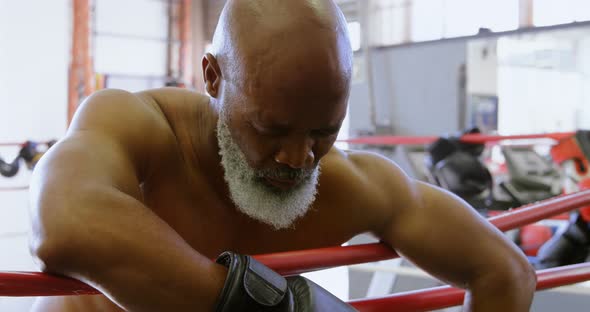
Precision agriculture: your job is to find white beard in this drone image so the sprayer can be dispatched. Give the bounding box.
[216,107,320,230]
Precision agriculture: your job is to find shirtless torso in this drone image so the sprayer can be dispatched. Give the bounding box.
[31,89,389,311]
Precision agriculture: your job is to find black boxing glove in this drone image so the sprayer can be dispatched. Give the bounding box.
[0,156,19,177]
[19,141,44,169]
[18,141,38,164]
[214,251,357,312]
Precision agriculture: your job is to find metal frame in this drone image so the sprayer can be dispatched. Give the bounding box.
[68,0,94,124]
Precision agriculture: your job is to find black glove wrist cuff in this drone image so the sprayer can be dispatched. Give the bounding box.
[215,251,288,312]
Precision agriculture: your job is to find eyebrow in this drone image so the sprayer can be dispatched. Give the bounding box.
[325,124,342,131]
[253,111,343,131]
[258,120,342,131]
[252,117,290,129]
[317,124,342,134]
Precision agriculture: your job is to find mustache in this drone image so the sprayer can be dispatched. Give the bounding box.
[256,166,317,181]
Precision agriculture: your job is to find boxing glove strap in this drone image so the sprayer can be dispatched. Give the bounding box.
[216,251,287,310]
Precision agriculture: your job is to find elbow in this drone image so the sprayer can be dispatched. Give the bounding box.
[509,248,537,291]
[508,256,537,293]
[30,237,66,273]
[465,254,537,310]
[479,252,537,296]
[30,226,99,277]
[519,258,537,293]
[29,207,71,274]
[29,214,80,274]
[29,179,88,274]
[29,206,89,275]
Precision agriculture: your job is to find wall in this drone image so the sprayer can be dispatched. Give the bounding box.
[192,0,207,91]
[0,0,70,310]
[204,0,225,41]
[498,66,582,134]
[349,40,467,136]
[94,0,169,91]
[467,39,498,95]
[0,0,69,142]
[578,37,590,129]
[348,82,372,135]
[496,30,590,134]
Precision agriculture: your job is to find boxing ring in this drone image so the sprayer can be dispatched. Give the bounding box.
[2,133,590,311]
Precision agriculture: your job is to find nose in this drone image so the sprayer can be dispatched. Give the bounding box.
[274,136,315,169]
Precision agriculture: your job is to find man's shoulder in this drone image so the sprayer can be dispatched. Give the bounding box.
[321,148,412,200]
[137,87,212,116]
[319,148,428,233]
[315,148,415,231]
[137,88,216,132]
[69,88,189,161]
[322,148,406,181]
[77,87,215,142]
[69,89,179,143]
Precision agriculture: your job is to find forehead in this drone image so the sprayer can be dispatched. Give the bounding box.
[232,31,351,99]
[240,91,348,127]
[226,29,351,126]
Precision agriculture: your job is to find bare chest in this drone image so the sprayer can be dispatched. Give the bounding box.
[140,167,361,260]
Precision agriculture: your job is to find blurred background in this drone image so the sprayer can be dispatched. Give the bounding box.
[2,0,590,310]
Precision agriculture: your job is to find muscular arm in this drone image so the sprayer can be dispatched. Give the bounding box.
[29,89,225,311]
[351,152,536,311]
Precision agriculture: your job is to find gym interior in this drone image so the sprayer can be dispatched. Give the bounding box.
[2,0,590,311]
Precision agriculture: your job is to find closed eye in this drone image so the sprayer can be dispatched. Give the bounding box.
[311,128,339,137]
[250,121,288,136]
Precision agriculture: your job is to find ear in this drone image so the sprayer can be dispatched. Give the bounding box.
[202,53,222,97]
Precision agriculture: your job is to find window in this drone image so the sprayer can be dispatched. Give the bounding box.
[369,0,408,46]
[534,0,574,26]
[572,0,590,22]
[534,0,590,26]
[347,21,361,51]
[412,0,518,42]
[445,0,518,37]
[412,0,445,41]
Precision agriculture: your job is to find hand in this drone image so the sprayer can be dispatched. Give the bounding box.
[214,251,357,312]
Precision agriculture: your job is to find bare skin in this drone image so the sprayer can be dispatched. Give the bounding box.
[29,0,535,311]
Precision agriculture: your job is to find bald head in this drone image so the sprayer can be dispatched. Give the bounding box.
[205,0,352,97]
[207,0,351,203]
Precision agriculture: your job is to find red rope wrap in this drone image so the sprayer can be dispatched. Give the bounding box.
[342,132,575,146]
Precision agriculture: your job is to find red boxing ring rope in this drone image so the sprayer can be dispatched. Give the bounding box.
[460,132,575,144]
[342,136,440,146]
[0,186,29,192]
[1,190,590,299]
[254,243,396,276]
[0,141,55,147]
[0,272,98,296]
[0,243,399,297]
[341,132,575,146]
[0,142,25,147]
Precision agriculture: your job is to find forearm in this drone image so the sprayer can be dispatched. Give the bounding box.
[378,181,537,311]
[70,227,226,312]
[463,266,536,312]
[32,186,226,311]
[80,246,227,312]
